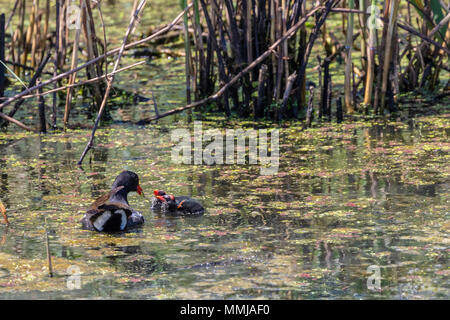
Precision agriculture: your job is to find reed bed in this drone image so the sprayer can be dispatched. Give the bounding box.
[177,0,448,121]
[0,0,448,162]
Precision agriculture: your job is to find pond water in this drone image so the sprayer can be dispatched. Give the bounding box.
[0,0,449,300]
[0,114,448,299]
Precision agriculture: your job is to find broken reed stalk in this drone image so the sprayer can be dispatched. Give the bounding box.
[52,0,60,129]
[320,57,331,119]
[255,64,268,119]
[380,0,399,114]
[280,71,297,120]
[64,0,84,129]
[317,55,323,118]
[358,0,368,73]
[17,0,25,76]
[0,110,33,131]
[344,0,355,113]
[0,199,9,225]
[0,6,191,113]
[336,96,343,123]
[37,79,47,133]
[0,13,5,98]
[363,0,378,109]
[77,0,147,165]
[305,84,315,128]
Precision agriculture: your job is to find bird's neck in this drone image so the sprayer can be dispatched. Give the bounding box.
[109,187,129,205]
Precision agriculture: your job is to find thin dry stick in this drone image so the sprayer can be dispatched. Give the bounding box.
[140,5,322,123]
[344,0,355,113]
[0,53,51,130]
[52,0,60,129]
[380,0,399,113]
[64,0,84,128]
[0,111,34,131]
[78,0,147,165]
[5,0,20,31]
[0,6,191,113]
[20,61,145,100]
[363,0,377,108]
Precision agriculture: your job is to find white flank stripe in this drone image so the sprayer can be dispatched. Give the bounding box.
[93,211,112,231]
[117,210,127,230]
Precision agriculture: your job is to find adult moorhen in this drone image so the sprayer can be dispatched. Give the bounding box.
[151,190,204,216]
[81,171,145,232]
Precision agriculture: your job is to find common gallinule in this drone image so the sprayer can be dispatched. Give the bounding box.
[151,190,204,216]
[81,171,145,232]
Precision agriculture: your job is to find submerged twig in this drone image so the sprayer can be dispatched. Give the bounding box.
[44,217,53,277]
